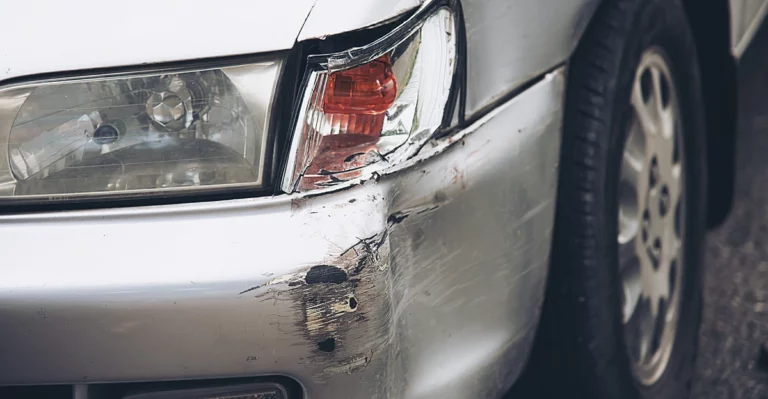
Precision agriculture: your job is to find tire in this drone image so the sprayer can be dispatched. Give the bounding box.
[523,0,707,398]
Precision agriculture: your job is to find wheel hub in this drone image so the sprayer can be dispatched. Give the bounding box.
[618,47,685,386]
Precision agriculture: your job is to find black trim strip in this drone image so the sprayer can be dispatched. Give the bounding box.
[0,51,288,89]
[441,0,467,128]
[436,62,565,139]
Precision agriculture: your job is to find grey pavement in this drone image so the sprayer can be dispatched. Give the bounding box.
[692,20,768,399]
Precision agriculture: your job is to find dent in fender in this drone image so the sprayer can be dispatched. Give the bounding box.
[236,69,565,397]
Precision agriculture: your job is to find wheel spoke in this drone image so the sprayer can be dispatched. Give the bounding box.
[640,254,662,317]
[631,76,658,136]
[650,68,667,127]
[667,258,679,311]
[659,106,676,140]
[626,297,655,363]
[638,299,655,362]
[622,121,646,188]
[667,163,682,215]
[621,254,642,322]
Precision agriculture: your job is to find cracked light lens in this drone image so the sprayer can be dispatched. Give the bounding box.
[284,8,457,192]
[0,61,280,201]
[304,55,397,183]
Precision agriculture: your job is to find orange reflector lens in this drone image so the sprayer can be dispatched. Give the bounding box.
[296,56,397,189]
[323,55,397,115]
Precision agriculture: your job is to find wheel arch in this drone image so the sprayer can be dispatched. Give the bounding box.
[682,0,738,228]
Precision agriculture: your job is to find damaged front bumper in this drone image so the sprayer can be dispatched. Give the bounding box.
[0,68,565,399]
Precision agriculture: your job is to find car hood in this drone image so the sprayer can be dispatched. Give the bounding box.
[0,0,424,83]
[0,0,316,82]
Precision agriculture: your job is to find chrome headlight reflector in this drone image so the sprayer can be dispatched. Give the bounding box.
[0,59,281,202]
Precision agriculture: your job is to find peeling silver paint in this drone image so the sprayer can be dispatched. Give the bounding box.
[238,229,393,384]
[323,352,373,375]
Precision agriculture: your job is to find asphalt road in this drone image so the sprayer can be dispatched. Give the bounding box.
[692,20,768,399]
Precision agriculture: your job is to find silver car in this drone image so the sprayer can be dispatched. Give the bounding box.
[0,0,762,398]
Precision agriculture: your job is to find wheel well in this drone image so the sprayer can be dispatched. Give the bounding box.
[683,0,738,228]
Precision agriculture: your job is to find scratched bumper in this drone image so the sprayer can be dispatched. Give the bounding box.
[0,69,564,398]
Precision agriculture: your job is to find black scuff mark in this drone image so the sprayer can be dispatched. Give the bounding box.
[240,230,391,378]
[352,253,371,275]
[348,232,387,275]
[385,202,445,229]
[344,152,366,162]
[315,174,349,187]
[238,283,266,296]
[305,265,348,285]
[297,230,389,370]
[387,211,410,226]
[340,231,387,258]
[317,337,336,352]
[416,205,440,215]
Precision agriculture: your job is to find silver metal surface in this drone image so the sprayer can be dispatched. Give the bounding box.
[146,89,190,131]
[0,0,314,83]
[461,0,599,116]
[619,48,685,386]
[0,69,565,398]
[298,0,423,41]
[730,0,768,58]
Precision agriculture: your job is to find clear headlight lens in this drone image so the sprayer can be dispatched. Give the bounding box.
[282,7,457,192]
[0,60,280,201]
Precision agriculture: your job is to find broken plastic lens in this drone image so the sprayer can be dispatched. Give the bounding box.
[0,60,280,201]
[283,7,457,192]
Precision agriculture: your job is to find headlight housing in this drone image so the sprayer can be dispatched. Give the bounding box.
[0,59,281,203]
[282,6,458,192]
[0,3,460,206]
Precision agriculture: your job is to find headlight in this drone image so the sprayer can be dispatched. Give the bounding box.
[0,60,281,202]
[282,6,458,192]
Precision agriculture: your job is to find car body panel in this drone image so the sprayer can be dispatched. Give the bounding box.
[730,0,768,57]
[0,68,564,397]
[0,0,314,83]
[298,0,423,41]
[0,0,760,396]
[462,0,600,116]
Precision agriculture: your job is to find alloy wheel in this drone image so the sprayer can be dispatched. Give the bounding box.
[617,47,686,386]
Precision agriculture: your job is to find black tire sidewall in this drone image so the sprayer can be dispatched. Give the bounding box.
[530,0,707,398]
[608,1,707,398]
